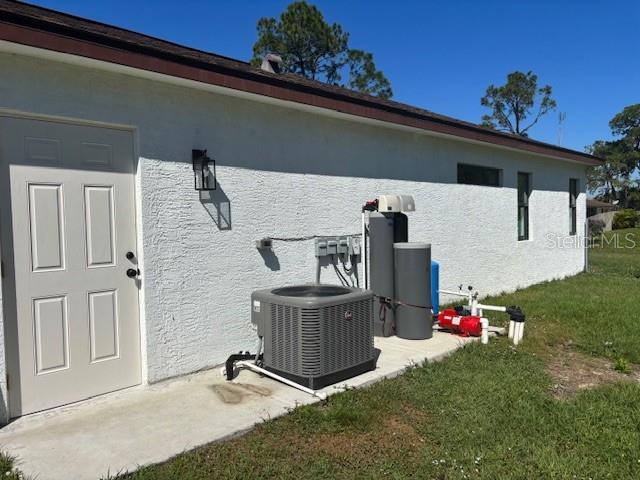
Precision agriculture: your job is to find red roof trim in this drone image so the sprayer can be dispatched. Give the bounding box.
[0,1,601,166]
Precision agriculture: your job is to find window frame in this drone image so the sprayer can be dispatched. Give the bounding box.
[517,172,531,241]
[569,178,578,235]
[457,163,503,187]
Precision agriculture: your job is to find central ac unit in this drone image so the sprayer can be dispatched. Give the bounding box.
[251,285,376,390]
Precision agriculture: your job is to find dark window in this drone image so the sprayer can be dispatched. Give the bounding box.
[518,172,531,240]
[569,178,578,235]
[457,164,502,187]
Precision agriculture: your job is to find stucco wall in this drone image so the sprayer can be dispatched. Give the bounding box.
[0,52,587,396]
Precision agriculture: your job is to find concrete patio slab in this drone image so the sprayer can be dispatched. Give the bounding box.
[0,332,474,480]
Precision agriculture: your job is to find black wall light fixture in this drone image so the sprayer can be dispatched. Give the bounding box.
[192,149,217,191]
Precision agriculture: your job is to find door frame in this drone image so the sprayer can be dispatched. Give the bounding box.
[0,109,146,419]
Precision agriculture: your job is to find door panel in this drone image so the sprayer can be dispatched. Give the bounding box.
[88,290,119,362]
[25,136,61,164]
[0,117,141,417]
[84,186,116,267]
[28,183,66,271]
[33,296,69,374]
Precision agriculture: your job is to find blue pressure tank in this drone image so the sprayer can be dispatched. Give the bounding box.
[431,260,440,315]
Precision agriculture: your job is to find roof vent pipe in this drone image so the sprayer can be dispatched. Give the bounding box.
[260,53,283,74]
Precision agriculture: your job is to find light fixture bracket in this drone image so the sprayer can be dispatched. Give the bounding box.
[192,149,217,191]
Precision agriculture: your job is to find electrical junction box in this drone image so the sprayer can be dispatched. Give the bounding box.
[338,238,349,255]
[348,236,361,255]
[315,239,328,256]
[315,235,361,257]
[255,238,273,250]
[378,195,415,213]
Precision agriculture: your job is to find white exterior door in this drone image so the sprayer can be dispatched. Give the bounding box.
[0,116,141,417]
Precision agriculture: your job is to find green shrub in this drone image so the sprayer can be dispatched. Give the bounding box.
[612,209,640,230]
[614,357,632,375]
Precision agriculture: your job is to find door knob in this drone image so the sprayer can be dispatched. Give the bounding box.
[126,268,140,278]
[126,251,135,260]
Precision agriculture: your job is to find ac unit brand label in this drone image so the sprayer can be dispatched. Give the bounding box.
[253,300,261,312]
[344,310,353,321]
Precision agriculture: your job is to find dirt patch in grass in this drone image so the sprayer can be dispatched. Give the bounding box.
[547,346,639,399]
[276,407,427,469]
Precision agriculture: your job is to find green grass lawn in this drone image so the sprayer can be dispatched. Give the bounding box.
[480,227,640,364]
[106,228,640,480]
[2,231,637,480]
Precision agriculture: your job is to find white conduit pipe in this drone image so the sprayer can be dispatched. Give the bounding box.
[362,211,368,289]
[255,337,263,365]
[236,360,328,400]
[508,320,515,340]
[315,257,321,284]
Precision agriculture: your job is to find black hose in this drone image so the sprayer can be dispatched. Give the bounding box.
[340,257,355,286]
[224,352,262,381]
[332,255,350,286]
[333,263,348,286]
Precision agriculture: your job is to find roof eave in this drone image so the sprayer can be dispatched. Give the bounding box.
[0,5,603,166]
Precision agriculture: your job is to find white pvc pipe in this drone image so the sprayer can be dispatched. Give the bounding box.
[255,337,263,365]
[513,322,523,346]
[508,320,515,340]
[362,212,368,290]
[439,289,469,298]
[513,321,525,345]
[480,318,489,345]
[488,326,506,335]
[315,257,321,284]
[476,304,507,313]
[236,360,328,400]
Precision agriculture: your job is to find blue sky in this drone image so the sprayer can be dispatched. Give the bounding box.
[29,0,639,152]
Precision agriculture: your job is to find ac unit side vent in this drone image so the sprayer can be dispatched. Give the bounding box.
[301,308,322,375]
[271,303,300,373]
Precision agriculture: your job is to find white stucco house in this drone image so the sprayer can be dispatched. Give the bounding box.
[0,1,600,422]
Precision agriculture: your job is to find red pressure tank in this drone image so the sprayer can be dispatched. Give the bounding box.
[437,309,482,337]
